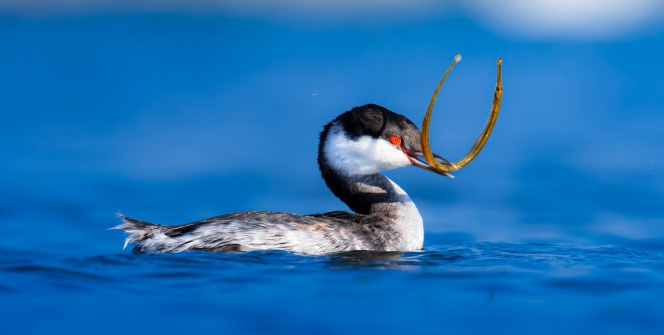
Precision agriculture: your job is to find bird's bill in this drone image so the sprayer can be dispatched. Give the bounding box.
[405,150,456,178]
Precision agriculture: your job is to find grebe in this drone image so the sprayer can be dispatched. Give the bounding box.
[115,104,451,254]
[113,55,503,255]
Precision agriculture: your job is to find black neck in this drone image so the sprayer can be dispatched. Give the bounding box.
[317,149,406,215]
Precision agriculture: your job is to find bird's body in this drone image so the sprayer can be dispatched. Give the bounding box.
[114,104,451,255]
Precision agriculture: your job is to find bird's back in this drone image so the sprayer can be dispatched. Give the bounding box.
[113,210,401,254]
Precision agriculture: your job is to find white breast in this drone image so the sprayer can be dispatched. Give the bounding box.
[386,178,424,250]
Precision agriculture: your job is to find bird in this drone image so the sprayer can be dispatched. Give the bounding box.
[113,55,503,255]
[113,104,455,255]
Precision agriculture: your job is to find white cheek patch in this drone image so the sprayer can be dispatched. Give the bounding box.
[324,125,412,176]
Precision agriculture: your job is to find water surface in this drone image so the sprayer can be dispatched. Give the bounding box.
[2,243,662,334]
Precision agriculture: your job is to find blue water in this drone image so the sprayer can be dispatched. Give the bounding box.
[3,243,663,334]
[1,8,664,335]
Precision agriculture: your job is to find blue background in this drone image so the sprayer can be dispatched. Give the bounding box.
[1,2,663,334]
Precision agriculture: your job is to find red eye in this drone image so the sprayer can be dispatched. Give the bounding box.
[389,135,402,146]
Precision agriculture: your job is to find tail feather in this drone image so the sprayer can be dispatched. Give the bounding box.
[110,214,162,250]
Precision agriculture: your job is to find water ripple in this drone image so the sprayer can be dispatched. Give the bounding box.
[1,243,661,295]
